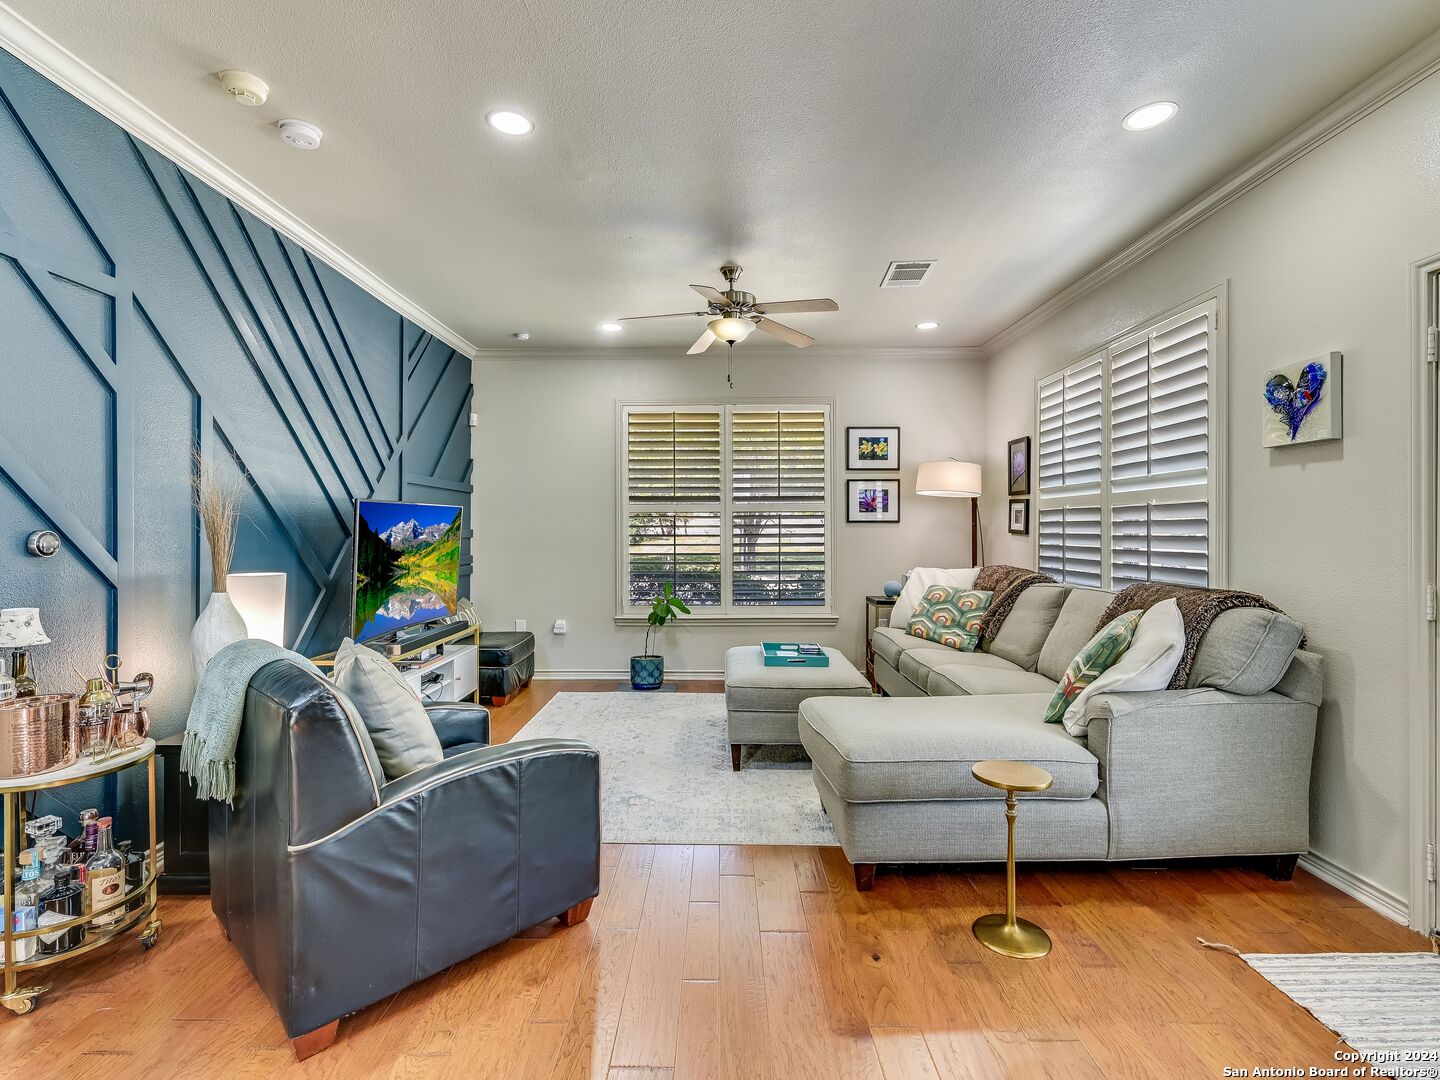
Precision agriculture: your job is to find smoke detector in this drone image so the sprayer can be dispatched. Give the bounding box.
[277,119,323,150]
[218,70,269,107]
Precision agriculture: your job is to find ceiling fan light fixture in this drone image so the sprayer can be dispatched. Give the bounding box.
[709,316,753,345]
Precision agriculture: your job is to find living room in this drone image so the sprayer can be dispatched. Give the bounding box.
[1,1,1439,1077]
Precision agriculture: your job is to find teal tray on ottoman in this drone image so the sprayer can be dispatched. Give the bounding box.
[724,645,871,771]
[761,641,831,667]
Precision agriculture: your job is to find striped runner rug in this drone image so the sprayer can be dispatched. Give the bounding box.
[1240,952,1440,1079]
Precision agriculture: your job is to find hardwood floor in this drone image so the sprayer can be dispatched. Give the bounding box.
[3,680,1429,1079]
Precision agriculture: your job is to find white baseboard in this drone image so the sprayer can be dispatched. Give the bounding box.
[1299,850,1410,927]
[534,669,723,681]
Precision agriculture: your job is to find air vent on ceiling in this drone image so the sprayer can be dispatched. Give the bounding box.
[880,260,936,288]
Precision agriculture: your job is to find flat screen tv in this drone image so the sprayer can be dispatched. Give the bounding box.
[351,499,463,643]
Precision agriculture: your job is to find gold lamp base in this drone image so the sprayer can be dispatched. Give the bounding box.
[972,913,1052,959]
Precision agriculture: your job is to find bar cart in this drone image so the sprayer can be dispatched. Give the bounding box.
[2,739,161,1015]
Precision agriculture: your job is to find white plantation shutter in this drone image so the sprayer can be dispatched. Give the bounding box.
[1034,298,1219,589]
[1038,356,1104,495]
[621,404,831,614]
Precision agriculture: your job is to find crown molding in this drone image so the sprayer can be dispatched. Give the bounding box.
[0,3,477,358]
[470,344,988,363]
[982,27,1440,356]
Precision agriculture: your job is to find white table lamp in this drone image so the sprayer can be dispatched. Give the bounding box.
[228,573,288,647]
[915,459,984,566]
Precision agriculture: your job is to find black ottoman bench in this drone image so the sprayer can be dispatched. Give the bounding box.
[478,631,535,705]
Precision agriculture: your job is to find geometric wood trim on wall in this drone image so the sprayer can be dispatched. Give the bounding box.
[0,48,473,746]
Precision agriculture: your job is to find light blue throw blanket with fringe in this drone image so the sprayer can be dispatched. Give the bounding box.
[182,639,322,804]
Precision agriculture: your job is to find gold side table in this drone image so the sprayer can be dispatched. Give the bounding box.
[971,759,1053,960]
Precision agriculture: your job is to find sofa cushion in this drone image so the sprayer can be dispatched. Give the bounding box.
[926,665,1058,698]
[906,588,992,651]
[1188,608,1306,695]
[889,567,981,627]
[987,583,1070,670]
[799,695,1099,802]
[1037,587,1115,681]
[1043,610,1142,725]
[1061,599,1185,736]
[333,638,443,780]
[897,644,1022,689]
[872,625,952,669]
[724,645,871,713]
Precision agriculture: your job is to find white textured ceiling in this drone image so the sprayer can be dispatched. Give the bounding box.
[7,0,1440,350]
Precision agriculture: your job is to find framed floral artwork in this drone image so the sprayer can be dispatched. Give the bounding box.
[846,426,900,470]
[847,479,901,523]
[1007,436,1031,496]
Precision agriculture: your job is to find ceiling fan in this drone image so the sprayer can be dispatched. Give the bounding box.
[620,264,839,354]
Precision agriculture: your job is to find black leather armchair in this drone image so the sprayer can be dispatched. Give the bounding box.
[208,661,600,1059]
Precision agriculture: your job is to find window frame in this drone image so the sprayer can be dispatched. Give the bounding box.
[1031,288,1228,591]
[615,399,838,625]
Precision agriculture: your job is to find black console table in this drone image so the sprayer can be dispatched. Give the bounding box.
[156,734,210,894]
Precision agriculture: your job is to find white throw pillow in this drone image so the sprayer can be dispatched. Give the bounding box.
[333,638,443,780]
[1061,599,1185,736]
[890,567,982,627]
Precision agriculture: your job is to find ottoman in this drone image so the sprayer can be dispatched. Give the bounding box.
[477,631,535,705]
[723,645,871,770]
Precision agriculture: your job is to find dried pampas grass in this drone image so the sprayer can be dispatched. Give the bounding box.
[192,449,246,593]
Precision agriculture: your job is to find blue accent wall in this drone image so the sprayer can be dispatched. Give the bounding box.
[0,46,474,799]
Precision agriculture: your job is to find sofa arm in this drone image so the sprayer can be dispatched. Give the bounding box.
[423,702,491,749]
[1084,688,1317,861]
[281,739,600,1038]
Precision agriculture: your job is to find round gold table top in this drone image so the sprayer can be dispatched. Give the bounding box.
[971,759,1054,793]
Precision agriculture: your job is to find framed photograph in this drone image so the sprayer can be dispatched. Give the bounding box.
[1007,436,1031,496]
[1263,352,1342,447]
[847,479,901,523]
[1008,499,1029,535]
[846,426,901,470]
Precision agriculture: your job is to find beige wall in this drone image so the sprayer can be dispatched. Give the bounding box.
[981,72,1440,913]
[472,347,988,676]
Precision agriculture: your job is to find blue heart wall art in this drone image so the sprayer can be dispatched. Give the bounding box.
[1262,353,1343,447]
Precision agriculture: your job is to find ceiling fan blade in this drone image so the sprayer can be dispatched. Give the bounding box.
[687,328,717,354]
[618,311,708,321]
[753,298,839,314]
[690,284,729,306]
[755,318,814,348]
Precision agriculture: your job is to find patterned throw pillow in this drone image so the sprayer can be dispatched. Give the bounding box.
[1042,610,1143,725]
[907,588,993,652]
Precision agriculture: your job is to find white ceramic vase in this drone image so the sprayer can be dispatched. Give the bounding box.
[192,591,249,678]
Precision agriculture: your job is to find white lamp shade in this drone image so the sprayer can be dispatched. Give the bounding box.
[916,460,982,498]
[228,572,287,646]
[708,315,754,344]
[0,609,50,647]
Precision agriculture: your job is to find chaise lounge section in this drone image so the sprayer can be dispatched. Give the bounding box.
[800,582,1320,888]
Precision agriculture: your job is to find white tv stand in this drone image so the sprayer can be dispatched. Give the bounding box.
[396,642,480,704]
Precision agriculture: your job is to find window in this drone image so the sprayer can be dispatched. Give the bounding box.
[620,404,832,617]
[1035,297,1222,590]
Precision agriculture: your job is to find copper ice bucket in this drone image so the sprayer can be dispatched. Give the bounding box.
[0,694,79,780]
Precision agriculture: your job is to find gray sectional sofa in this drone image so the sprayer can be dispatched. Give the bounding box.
[797,582,1321,890]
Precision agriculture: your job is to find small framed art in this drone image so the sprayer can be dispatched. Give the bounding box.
[847,479,901,523]
[1008,499,1029,535]
[846,426,900,470]
[1007,436,1031,496]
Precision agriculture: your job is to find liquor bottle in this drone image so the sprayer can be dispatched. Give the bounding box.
[117,840,145,912]
[10,851,43,962]
[85,817,125,928]
[76,679,115,759]
[69,808,99,860]
[37,866,85,955]
[10,650,36,697]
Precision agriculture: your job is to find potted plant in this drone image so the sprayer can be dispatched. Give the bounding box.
[631,583,689,690]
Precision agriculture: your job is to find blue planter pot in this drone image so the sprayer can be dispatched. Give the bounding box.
[630,655,664,690]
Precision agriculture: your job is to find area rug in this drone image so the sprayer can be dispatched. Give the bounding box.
[1237,952,1440,1078]
[511,692,836,846]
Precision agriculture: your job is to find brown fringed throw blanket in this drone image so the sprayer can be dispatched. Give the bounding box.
[974,564,1057,648]
[1093,583,1306,690]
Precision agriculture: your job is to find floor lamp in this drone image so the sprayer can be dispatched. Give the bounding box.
[916,459,983,567]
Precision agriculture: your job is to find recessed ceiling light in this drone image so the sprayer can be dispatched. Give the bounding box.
[915,321,940,331]
[1122,101,1178,131]
[512,332,530,341]
[600,322,623,333]
[487,109,534,136]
